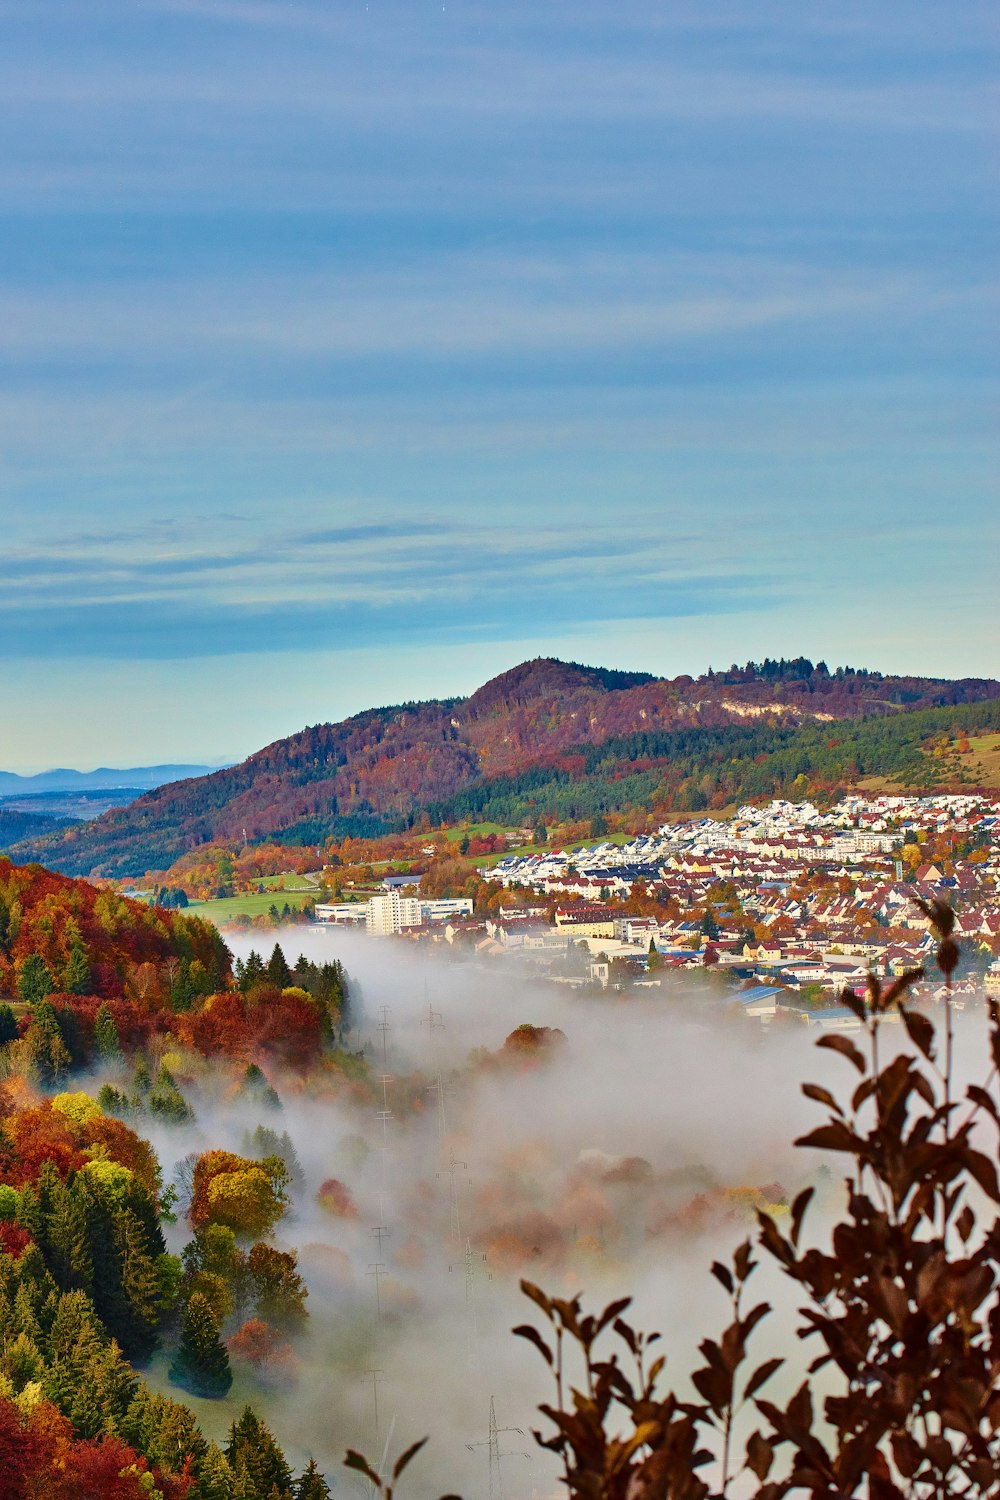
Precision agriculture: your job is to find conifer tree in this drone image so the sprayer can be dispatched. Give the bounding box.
[240,950,266,993]
[294,1459,331,1499]
[4,1331,44,1389]
[24,1000,71,1085]
[169,1291,232,1398]
[191,1440,235,1500]
[237,1063,282,1110]
[170,958,196,1012]
[46,1181,94,1293]
[62,937,92,995]
[93,1002,123,1061]
[17,953,54,1004]
[0,1002,17,1045]
[226,1405,294,1499]
[266,943,292,989]
[11,1282,43,1345]
[114,1207,163,1360]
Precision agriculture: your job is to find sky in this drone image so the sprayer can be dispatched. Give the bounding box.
[1,0,997,771]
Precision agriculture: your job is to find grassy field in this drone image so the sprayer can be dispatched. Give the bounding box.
[962,733,1000,786]
[188,887,318,925]
[860,731,1000,796]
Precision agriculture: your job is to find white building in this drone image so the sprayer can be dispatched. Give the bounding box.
[314,893,473,935]
[366,891,423,935]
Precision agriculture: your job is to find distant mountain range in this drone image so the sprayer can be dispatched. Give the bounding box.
[13,657,1000,879]
[0,764,220,795]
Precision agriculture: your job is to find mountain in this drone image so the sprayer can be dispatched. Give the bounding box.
[0,763,221,795]
[16,656,1000,878]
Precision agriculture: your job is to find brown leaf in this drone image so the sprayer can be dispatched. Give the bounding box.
[513,1324,554,1366]
[392,1438,428,1482]
[795,1121,862,1155]
[899,1005,935,1060]
[746,1430,774,1480]
[790,1187,814,1246]
[802,1082,843,1114]
[816,1033,867,1072]
[743,1357,783,1402]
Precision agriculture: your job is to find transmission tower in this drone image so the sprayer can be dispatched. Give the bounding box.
[448,1155,467,1244]
[368,1261,387,1341]
[377,1006,392,1068]
[465,1396,527,1500]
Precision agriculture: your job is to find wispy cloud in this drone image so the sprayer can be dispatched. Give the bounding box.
[0,0,995,760]
[0,511,766,661]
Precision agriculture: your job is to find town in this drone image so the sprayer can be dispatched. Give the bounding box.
[314,792,1000,1028]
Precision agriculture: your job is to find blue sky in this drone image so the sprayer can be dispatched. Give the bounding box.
[1,1,996,770]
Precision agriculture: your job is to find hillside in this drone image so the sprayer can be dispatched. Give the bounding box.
[17,656,1000,878]
[0,853,229,1000]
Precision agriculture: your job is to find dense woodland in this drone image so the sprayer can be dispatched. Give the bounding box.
[15,658,1000,878]
[0,855,351,1498]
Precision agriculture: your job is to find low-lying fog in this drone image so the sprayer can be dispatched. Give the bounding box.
[136,928,988,1498]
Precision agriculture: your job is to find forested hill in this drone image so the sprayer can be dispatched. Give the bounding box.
[0,854,229,1001]
[17,656,1000,878]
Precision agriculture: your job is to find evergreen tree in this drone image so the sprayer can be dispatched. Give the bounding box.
[122,1387,206,1479]
[17,952,54,1004]
[266,944,292,989]
[93,1002,123,1061]
[169,1291,232,1398]
[25,1001,71,1085]
[3,1330,44,1388]
[98,1082,131,1116]
[11,1281,43,1344]
[191,1441,235,1500]
[0,1002,18,1045]
[114,1207,163,1360]
[236,1063,281,1110]
[46,1181,94,1293]
[294,1459,331,1498]
[226,1405,294,1499]
[240,950,266,993]
[62,937,92,995]
[170,958,196,1012]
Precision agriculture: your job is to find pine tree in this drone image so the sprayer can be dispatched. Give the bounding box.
[237,1064,281,1110]
[46,1181,94,1293]
[24,1000,71,1085]
[4,1331,43,1390]
[266,944,292,989]
[93,1002,123,1061]
[88,1339,138,1428]
[170,958,196,1012]
[62,938,92,996]
[17,953,54,1004]
[11,1281,43,1344]
[169,1291,232,1398]
[114,1207,163,1360]
[240,950,266,993]
[226,1406,293,1499]
[294,1459,331,1499]
[0,1002,17,1044]
[191,1441,235,1500]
